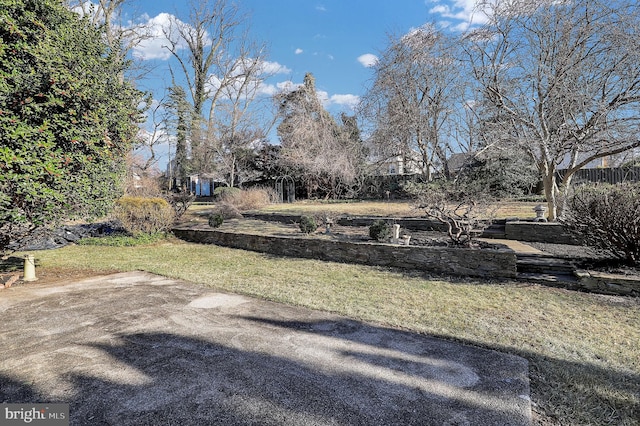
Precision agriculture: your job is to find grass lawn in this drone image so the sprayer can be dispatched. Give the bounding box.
[189,199,543,220]
[18,236,640,426]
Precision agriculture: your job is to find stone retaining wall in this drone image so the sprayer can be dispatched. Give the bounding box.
[574,270,640,296]
[503,222,577,245]
[173,226,518,279]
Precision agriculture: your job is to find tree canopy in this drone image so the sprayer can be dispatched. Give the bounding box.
[276,73,367,198]
[464,0,640,219]
[0,0,144,254]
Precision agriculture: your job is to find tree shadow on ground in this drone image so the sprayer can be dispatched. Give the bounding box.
[1,329,529,426]
[240,316,640,425]
[0,256,24,273]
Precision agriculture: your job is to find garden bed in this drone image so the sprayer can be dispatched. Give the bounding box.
[173,219,518,279]
[176,213,640,296]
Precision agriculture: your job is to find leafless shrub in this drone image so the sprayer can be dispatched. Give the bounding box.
[405,181,495,248]
[561,183,640,266]
[113,196,176,235]
[221,187,276,211]
[166,193,196,219]
[210,203,243,220]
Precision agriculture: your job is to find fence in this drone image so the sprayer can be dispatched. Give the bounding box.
[556,166,640,185]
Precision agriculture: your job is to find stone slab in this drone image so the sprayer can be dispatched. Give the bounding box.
[0,272,531,425]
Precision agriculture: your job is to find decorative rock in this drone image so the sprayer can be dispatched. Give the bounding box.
[533,205,547,222]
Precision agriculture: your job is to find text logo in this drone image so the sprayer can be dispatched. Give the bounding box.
[2,404,68,425]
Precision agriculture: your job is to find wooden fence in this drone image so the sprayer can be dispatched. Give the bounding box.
[556,167,640,185]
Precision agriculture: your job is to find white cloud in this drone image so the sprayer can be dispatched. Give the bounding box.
[260,61,291,75]
[329,94,360,109]
[317,90,330,106]
[357,53,378,68]
[132,13,214,61]
[427,0,491,30]
[295,48,304,55]
[257,84,278,96]
[276,80,303,93]
[317,90,360,110]
[132,13,182,60]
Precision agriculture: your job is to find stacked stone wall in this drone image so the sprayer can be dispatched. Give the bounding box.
[173,227,517,279]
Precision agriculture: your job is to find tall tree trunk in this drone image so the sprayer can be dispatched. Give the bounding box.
[542,168,558,221]
[229,153,236,188]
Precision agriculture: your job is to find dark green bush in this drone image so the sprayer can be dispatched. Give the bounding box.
[369,220,391,241]
[299,215,317,234]
[208,213,224,228]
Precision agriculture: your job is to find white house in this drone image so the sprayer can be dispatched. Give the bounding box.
[373,152,429,176]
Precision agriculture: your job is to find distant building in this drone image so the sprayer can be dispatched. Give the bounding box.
[373,152,428,176]
[446,152,478,177]
[188,174,216,197]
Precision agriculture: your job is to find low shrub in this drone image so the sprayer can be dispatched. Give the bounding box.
[113,196,176,235]
[403,180,494,247]
[561,183,640,265]
[208,213,224,228]
[213,186,241,201]
[166,192,195,219]
[299,215,317,234]
[211,203,243,220]
[369,220,391,241]
[215,187,276,211]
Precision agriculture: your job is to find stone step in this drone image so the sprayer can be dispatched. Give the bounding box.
[481,222,506,239]
[517,272,578,284]
[516,256,576,274]
[481,228,506,238]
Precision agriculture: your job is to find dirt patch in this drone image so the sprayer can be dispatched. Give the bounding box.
[1,266,102,289]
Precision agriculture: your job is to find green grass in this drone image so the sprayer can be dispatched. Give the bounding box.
[20,239,640,425]
[77,232,168,247]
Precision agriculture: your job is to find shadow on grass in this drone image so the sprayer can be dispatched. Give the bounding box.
[0,256,24,273]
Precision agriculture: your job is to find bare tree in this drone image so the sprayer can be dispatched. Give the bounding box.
[163,0,272,182]
[276,73,366,198]
[465,0,640,220]
[208,50,276,187]
[132,96,167,175]
[360,25,463,180]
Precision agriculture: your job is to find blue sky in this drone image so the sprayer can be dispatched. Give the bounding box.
[116,0,487,167]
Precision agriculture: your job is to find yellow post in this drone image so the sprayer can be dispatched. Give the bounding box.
[23,255,37,282]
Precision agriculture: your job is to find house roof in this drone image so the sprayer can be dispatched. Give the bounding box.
[447,152,477,172]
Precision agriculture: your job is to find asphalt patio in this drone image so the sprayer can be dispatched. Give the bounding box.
[0,271,531,425]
